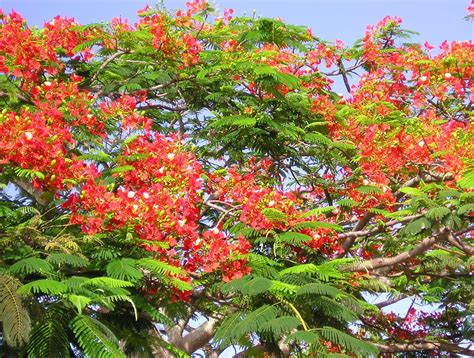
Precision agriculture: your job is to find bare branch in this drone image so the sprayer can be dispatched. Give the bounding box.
[90,50,126,84]
[170,317,218,354]
[346,229,449,272]
[338,214,423,241]
[375,340,474,355]
[13,179,51,207]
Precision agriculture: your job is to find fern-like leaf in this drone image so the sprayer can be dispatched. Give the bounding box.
[222,275,272,295]
[0,275,31,347]
[17,279,68,295]
[9,257,53,276]
[296,282,342,297]
[70,315,125,358]
[27,304,70,357]
[81,277,134,289]
[319,326,378,356]
[259,316,300,336]
[107,258,143,282]
[47,253,89,268]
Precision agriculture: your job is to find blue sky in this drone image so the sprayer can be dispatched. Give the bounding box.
[1,0,472,46]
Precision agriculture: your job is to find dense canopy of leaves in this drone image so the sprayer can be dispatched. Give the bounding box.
[0,1,473,357]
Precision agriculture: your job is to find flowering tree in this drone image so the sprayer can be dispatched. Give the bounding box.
[0,1,473,357]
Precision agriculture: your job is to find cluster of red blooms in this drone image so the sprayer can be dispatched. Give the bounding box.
[99,94,152,130]
[138,2,203,67]
[61,133,252,285]
[0,10,97,83]
[0,76,106,191]
[324,17,473,202]
[0,8,250,292]
[364,306,461,343]
[210,160,341,254]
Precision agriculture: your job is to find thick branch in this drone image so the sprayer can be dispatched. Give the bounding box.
[170,317,218,354]
[375,341,474,355]
[347,229,448,272]
[375,294,406,309]
[13,179,51,207]
[90,50,126,84]
[0,90,34,105]
[338,214,422,241]
[339,172,453,256]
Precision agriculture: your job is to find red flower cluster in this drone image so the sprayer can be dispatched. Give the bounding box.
[139,9,202,67]
[210,161,341,255]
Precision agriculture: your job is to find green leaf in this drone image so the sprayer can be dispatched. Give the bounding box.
[269,280,297,294]
[458,203,474,216]
[296,282,342,297]
[81,277,134,289]
[404,217,431,236]
[110,165,135,174]
[277,232,312,243]
[259,316,300,336]
[27,304,70,357]
[261,208,288,222]
[319,326,378,356]
[304,132,334,146]
[292,221,343,232]
[222,276,272,295]
[399,187,425,197]
[231,305,278,338]
[70,315,125,358]
[0,275,31,347]
[137,258,183,276]
[137,259,191,291]
[337,199,359,207]
[357,185,383,195]
[68,294,92,314]
[106,258,143,282]
[9,258,53,276]
[285,330,318,344]
[300,206,336,218]
[457,171,474,189]
[17,279,67,295]
[47,253,89,268]
[424,206,450,221]
[211,115,256,128]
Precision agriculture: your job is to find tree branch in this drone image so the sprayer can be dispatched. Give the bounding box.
[339,172,453,256]
[375,340,474,355]
[170,317,218,354]
[338,214,423,241]
[346,229,449,272]
[13,179,51,207]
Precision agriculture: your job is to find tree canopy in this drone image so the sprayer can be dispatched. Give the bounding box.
[0,1,473,357]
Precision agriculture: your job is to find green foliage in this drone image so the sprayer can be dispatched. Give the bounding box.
[0,3,472,357]
[82,277,135,289]
[457,171,474,189]
[296,282,342,297]
[17,279,68,295]
[70,315,125,358]
[0,275,31,348]
[107,258,144,282]
[47,253,90,268]
[27,305,71,358]
[9,257,53,276]
[319,326,378,356]
[222,275,273,295]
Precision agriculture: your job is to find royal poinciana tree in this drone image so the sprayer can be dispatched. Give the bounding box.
[0,1,473,357]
